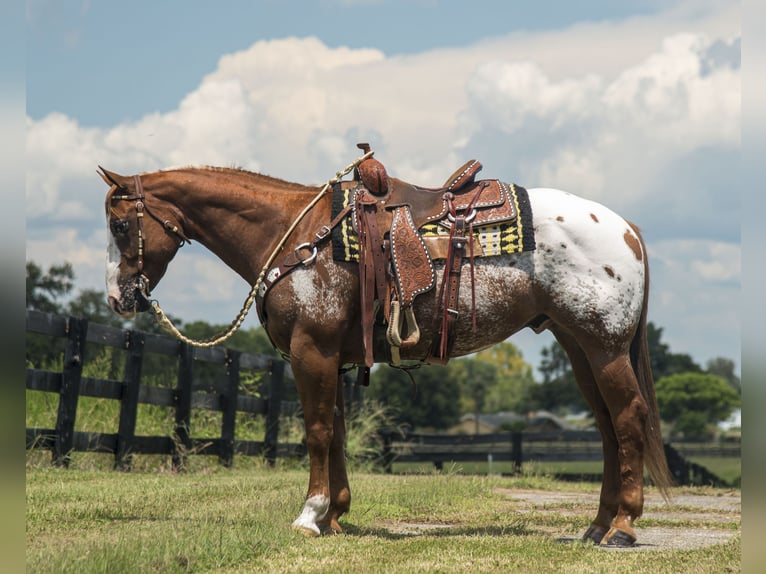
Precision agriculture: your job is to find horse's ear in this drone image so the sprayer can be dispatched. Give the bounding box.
[98,166,128,188]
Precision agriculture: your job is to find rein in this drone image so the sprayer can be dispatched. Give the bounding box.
[135,150,374,348]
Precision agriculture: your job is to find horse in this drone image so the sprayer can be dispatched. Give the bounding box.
[101,155,672,547]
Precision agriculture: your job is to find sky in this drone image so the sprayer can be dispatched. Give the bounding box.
[25,0,741,376]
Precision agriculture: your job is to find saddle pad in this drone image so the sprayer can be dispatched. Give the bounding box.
[331,182,536,262]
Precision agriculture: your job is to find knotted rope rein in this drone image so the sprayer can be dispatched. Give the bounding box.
[149,150,374,347]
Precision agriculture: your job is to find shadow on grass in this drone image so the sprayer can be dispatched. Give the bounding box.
[340,521,534,540]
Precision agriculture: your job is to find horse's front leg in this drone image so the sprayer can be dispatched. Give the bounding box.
[289,347,342,537]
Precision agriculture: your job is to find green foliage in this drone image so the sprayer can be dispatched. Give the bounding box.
[26,261,74,312]
[344,400,404,470]
[655,372,741,439]
[367,364,461,430]
[469,342,536,413]
[529,341,587,414]
[705,357,741,393]
[647,322,702,380]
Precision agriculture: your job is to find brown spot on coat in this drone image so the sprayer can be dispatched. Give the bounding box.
[590,213,599,223]
[604,265,615,278]
[556,216,565,222]
[623,230,643,261]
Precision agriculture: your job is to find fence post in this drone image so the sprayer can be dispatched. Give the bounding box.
[173,342,194,471]
[511,431,522,475]
[381,430,393,474]
[263,360,285,466]
[53,316,89,467]
[219,349,240,468]
[114,330,145,471]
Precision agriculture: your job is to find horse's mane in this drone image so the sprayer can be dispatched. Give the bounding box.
[154,165,318,191]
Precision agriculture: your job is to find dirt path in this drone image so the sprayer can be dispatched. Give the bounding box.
[377,487,741,551]
[498,488,741,550]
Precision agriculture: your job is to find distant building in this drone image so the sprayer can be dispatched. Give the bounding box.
[449,410,584,434]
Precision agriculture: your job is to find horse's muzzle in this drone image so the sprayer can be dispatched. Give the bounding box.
[108,286,151,318]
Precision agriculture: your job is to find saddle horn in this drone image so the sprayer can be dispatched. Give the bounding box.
[356,143,389,196]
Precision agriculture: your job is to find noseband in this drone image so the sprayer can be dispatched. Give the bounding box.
[110,175,190,307]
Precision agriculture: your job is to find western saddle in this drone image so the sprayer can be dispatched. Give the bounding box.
[351,144,518,367]
[255,144,519,372]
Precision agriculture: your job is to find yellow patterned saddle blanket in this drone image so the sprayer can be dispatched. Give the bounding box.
[331,181,536,263]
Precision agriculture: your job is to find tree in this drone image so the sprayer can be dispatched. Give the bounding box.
[529,341,587,414]
[655,372,741,439]
[367,364,461,430]
[472,342,536,413]
[647,322,701,380]
[66,288,125,328]
[26,261,73,312]
[705,357,741,394]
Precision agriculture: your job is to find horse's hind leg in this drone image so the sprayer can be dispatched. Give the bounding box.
[317,375,351,534]
[552,329,621,544]
[588,351,649,546]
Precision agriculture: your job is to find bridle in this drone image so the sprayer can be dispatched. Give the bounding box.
[109,175,190,309]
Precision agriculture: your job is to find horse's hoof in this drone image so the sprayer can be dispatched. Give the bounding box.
[582,524,608,544]
[318,523,343,536]
[291,524,321,538]
[601,527,637,547]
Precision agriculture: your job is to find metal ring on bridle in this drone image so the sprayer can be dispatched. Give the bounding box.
[295,243,318,266]
[447,208,477,223]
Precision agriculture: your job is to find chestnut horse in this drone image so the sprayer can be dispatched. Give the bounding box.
[101,159,671,547]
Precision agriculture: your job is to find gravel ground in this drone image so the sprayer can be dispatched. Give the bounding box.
[498,488,741,551]
[378,488,741,551]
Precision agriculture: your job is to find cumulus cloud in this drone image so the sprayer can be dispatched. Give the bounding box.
[458,32,740,209]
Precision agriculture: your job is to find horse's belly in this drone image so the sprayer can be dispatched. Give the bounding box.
[380,255,538,361]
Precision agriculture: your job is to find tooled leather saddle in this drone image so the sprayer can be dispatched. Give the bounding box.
[351,144,520,367]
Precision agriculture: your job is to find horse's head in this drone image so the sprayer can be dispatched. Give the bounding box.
[100,167,188,318]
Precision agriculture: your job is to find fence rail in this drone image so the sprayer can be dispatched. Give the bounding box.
[25,309,308,470]
[378,429,739,487]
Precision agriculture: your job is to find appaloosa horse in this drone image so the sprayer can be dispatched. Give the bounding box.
[101,153,671,547]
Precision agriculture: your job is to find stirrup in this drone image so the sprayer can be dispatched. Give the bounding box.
[386,299,421,365]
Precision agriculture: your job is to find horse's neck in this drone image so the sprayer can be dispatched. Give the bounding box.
[162,170,320,284]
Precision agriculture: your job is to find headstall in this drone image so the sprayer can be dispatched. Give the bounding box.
[109,175,190,307]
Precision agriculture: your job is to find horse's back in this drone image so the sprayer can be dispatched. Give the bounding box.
[527,188,646,343]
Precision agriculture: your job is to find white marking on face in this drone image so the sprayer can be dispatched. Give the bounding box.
[105,231,122,302]
[291,494,330,536]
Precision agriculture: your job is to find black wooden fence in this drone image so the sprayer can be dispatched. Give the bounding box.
[25,309,311,470]
[379,430,740,487]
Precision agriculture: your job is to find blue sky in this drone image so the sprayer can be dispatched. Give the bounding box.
[26,1,667,126]
[26,0,741,375]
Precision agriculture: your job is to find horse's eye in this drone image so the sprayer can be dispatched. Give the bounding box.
[111,219,129,236]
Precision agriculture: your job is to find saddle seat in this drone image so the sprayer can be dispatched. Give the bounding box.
[355,144,514,230]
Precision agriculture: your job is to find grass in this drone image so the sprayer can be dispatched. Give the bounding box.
[26,466,740,574]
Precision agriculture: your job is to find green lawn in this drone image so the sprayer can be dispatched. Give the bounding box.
[26,466,740,574]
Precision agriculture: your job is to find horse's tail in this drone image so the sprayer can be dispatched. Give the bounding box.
[629,222,673,501]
